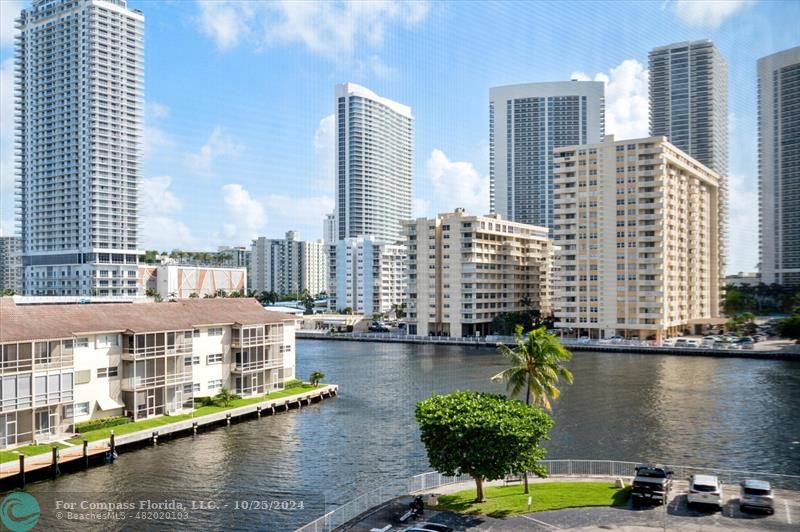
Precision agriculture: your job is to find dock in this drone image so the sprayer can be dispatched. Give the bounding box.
[296,332,800,361]
[0,384,338,489]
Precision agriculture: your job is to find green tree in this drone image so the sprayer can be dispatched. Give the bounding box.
[266,291,279,305]
[726,312,756,335]
[188,292,199,299]
[301,289,315,315]
[416,391,554,502]
[492,325,573,493]
[776,314,800,342]
[215,289,227,298]
[2,288,15,296]
[213,388,240,407]
[309,370,325,386]
[342,306,353,315]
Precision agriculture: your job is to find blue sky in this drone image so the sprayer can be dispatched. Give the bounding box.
[1,0,798,274]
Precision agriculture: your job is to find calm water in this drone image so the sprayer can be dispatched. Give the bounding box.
[20,340,800,530]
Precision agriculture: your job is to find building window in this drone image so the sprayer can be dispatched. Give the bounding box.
[64,402,90,418]
[207,353,223,364]
[96,335,119,348]
[192,356,200,365]
[97,366,119,378]
[193,383,201,393]
[74,337,89,348]
[208,327,223,337]
[184,357,193,367]
[208,379,223,390]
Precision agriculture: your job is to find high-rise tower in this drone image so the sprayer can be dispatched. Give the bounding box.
[16,0,144,296]
[489,81,605,230]
[758,46,800,286]
[335,83,413,243]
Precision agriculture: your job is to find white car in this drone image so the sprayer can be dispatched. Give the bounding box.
[688,474,723,510]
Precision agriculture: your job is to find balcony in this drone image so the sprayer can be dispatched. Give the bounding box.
[121,371,193,391]
[231,357,283,374]
[122,341,192,360]
[231,334,283,348]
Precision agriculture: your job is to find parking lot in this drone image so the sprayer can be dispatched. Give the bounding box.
[345,481,799,531]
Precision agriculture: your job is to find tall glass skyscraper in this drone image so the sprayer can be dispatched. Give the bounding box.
[758,46,800,287]
[649,40,729,177]
[489,81,605,230]
[15,0,144,296]
[335,83,413,243]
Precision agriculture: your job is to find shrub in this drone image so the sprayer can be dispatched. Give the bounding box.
[284,379,303,388]
[75,416,132,433]
[193,396,216,407]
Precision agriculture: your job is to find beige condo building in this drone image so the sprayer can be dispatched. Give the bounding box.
[403,209,554,337]
[553,135,723,341]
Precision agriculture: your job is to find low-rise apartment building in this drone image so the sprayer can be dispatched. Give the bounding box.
[553,135,723,341]
[138,264,248,299]
[0,297,296,448]
[403,209,555,337]
[328,237,406,316]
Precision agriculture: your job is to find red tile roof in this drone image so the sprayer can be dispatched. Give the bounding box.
[0,297,295,343]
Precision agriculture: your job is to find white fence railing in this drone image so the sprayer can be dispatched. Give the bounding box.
[295,459,800,532]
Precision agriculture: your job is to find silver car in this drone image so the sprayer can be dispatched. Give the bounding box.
[740,479,774,514]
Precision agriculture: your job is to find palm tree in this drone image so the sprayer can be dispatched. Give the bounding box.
[491,324,574,493]
[309,370,325,387]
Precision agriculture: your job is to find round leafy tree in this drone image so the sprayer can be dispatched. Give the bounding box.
[415,390,554,502]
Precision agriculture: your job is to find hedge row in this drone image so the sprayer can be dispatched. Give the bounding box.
[75,415,132,433]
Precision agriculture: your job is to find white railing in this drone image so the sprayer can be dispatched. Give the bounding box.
[296,459,800,532]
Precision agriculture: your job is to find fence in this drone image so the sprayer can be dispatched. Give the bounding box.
[296,459,800,531]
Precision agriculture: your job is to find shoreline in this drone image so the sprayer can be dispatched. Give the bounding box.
[0,384,338,491]
[296,332,800,361]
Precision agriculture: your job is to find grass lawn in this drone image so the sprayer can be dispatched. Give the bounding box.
[433,482,631,518]
[65,382,320,444]
[0,442,71,464]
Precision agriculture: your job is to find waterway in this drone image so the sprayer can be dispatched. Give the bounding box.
[18,340,800,530]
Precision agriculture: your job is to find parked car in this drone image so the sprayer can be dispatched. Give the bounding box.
[752,334,766,343]
[712,341,727,350]
[687,474,723,510]
[631,465,673,507]
[662,338,675,347]
[686,340,701,348]
[368,323,390,333]
[674,339,688,348]
[739,479,774,514]
[577,336,591,344]
[413,523,454,532]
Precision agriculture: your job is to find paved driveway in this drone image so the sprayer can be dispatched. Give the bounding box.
[343,482,798,531]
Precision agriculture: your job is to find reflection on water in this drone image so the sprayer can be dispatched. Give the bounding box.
[21,340,800,530]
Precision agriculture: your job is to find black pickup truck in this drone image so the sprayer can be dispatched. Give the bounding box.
[631,465,674,507]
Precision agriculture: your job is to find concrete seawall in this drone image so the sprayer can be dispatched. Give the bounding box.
[296,332,800,361]
[0,384,338,490]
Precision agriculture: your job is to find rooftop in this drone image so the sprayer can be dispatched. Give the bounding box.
[0,297,295,343]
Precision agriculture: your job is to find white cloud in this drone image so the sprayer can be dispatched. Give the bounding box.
[146,101,171,120]
[413,197,430,218]
[187,126,245,176]
[140,176,184,213]
[424,149,490,216]
[0,1,22,47]
[312,114,335,192]
[571,59,649,140]
[673,0,751,29]
[262,193,334,223]
[357,55,399,81]
[195,1,429,59]
[727,173,759,273]
[221,184,266,242]
[143,101,175,160]
[138,176,195,250]
[196,1,254,50]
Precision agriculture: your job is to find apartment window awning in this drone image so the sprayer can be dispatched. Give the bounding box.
[97,397,125,411]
